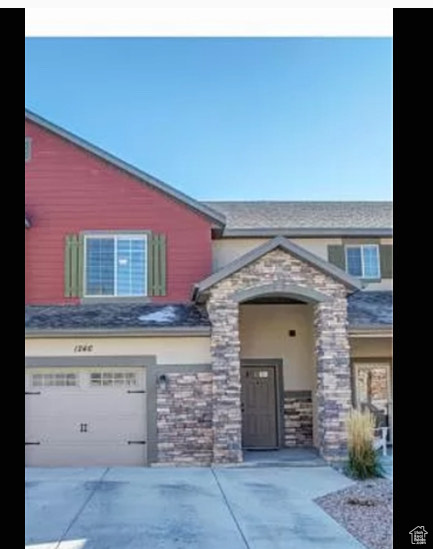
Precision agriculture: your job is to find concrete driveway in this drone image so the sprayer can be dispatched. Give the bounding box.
[25,466,365,549]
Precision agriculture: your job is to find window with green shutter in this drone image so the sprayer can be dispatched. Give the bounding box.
[327,242,392,281]
[345,245,380,279]
[64,232,166,298]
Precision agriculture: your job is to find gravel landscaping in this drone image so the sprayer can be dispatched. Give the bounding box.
[315,478,392,549]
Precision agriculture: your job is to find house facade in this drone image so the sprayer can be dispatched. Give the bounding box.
[25,110,393,467]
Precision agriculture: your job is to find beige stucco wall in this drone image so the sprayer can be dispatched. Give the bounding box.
[212,236,393,290]
[239,304,315,390]
[211,239,268,271]
[350,336,393,359]
[25,336,211,364]
[211,238,342,272]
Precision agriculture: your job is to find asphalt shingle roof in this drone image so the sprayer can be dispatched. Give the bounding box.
[25,292,392,332]
[347,291,393,327]
[25,303,211,331]
[203,201,392,231]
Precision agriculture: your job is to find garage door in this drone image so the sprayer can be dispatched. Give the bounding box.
[25,367,147,467]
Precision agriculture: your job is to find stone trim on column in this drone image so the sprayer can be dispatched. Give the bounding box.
[314,297,352,460]
[284,390,313,447]
[207,298,243,464]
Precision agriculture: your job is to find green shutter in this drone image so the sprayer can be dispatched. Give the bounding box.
[25,138,32,162]
[64,234,84,298]
[327,245,346,270]
[149,233,167,296]
[380,245,393,279]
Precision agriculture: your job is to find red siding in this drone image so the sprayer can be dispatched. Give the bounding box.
[25,120,213,305]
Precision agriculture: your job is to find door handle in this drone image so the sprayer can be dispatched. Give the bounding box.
[241,403,245,413]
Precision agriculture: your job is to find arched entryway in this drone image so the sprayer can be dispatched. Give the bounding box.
[236,285,322,453]
[196,238,360,463]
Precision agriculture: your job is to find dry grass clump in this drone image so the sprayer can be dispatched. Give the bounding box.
[345,408,384,479]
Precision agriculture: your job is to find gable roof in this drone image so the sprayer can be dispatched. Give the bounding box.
[25,109,226,228]
[203,201,392,237]
[193,235,362,301]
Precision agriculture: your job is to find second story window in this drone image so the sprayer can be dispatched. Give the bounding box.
[345,244,380,279]
[84,235,148,297]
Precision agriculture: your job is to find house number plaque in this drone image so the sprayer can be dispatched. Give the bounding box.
[73,344,94,353]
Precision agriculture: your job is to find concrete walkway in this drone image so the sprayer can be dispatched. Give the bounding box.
[25,466,366,549]
[242,447,326,467]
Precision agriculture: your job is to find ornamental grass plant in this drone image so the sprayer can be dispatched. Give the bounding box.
[345,408,384,480]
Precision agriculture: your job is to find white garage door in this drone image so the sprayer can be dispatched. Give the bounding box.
[25,367,147,467]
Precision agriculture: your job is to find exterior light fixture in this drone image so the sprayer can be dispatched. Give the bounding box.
[158,374,168,390]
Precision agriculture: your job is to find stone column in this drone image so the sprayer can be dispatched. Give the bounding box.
[314,296,352,460]
[207,294,242,463]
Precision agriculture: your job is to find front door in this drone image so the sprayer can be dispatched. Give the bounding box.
[241,365,278,448]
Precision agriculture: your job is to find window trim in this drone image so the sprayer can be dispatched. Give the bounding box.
[83,233,149,298]
[345,244,381,280]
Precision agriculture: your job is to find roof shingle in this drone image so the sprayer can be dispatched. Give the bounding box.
[347,291,393,327]
[203,201,392,232]
[25,303,211,332]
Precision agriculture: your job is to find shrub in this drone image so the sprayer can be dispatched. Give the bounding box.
[345,408,384,480]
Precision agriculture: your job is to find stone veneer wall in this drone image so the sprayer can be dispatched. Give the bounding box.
[284,391,313,447]
[207,248,352,463]
[157,372,213,464]
[314,298,351,459]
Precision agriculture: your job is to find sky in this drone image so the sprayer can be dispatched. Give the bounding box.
[25,38,392,201]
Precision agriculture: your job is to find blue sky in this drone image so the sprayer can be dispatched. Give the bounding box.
[25,38,392,201]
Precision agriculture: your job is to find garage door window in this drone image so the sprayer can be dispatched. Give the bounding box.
[32,373,78,387]
[90,371,137,387]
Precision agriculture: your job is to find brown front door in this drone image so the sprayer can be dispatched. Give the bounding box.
[241,365,278,448]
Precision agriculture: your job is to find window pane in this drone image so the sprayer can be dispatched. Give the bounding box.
[116,238,146,296]
[31,373,77,387]
[86,238,115,295]
[32,374,42,387]
[362,246,380,278]
[117,239,132,296]
[346,247,362,277]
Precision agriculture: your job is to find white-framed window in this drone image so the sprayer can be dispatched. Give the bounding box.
[90,371,138,387]
[345,244,381,279]
[32,373,78,387]
[84,234,148,297]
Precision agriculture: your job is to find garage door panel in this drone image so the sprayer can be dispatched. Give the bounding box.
[25,442,145,467]
[27,391,145,417]
[26,416,145,443]
[25,367,147,467]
